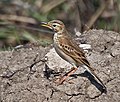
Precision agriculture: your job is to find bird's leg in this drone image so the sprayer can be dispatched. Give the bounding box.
[55,67,78,85]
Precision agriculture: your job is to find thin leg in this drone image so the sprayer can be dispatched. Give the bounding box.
[55,67,78,85]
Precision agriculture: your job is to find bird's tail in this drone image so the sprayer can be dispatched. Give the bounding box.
[83,65,107,93]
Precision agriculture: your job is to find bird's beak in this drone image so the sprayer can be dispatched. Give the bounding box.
[41,22,52,29]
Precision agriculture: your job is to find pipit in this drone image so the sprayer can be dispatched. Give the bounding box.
[41,20,106,91]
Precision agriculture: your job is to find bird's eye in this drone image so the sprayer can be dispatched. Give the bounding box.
[52,24,56,27]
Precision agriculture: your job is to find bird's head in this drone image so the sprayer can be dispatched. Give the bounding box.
[41,20,65,33]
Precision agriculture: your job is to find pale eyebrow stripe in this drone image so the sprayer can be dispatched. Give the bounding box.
[52,21,62,25]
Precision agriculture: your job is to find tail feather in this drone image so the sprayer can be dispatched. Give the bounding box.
[83,65,107,92]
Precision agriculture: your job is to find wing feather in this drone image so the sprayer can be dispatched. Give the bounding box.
[58,34,90,67]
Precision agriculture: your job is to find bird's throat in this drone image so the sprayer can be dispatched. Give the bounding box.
[53,33,62,45]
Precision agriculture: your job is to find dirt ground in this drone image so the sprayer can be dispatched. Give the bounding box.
[0,29,120,102]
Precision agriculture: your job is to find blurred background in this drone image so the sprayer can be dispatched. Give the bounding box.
[0,0,119,50]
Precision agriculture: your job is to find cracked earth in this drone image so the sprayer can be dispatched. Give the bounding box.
[0,29,120,102]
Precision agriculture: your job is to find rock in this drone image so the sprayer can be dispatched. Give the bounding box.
[0,29,120,102]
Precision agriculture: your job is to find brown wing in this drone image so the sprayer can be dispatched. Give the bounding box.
[59,34,90,67]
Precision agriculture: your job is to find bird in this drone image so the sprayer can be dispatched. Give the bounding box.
[41,20,106,92]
